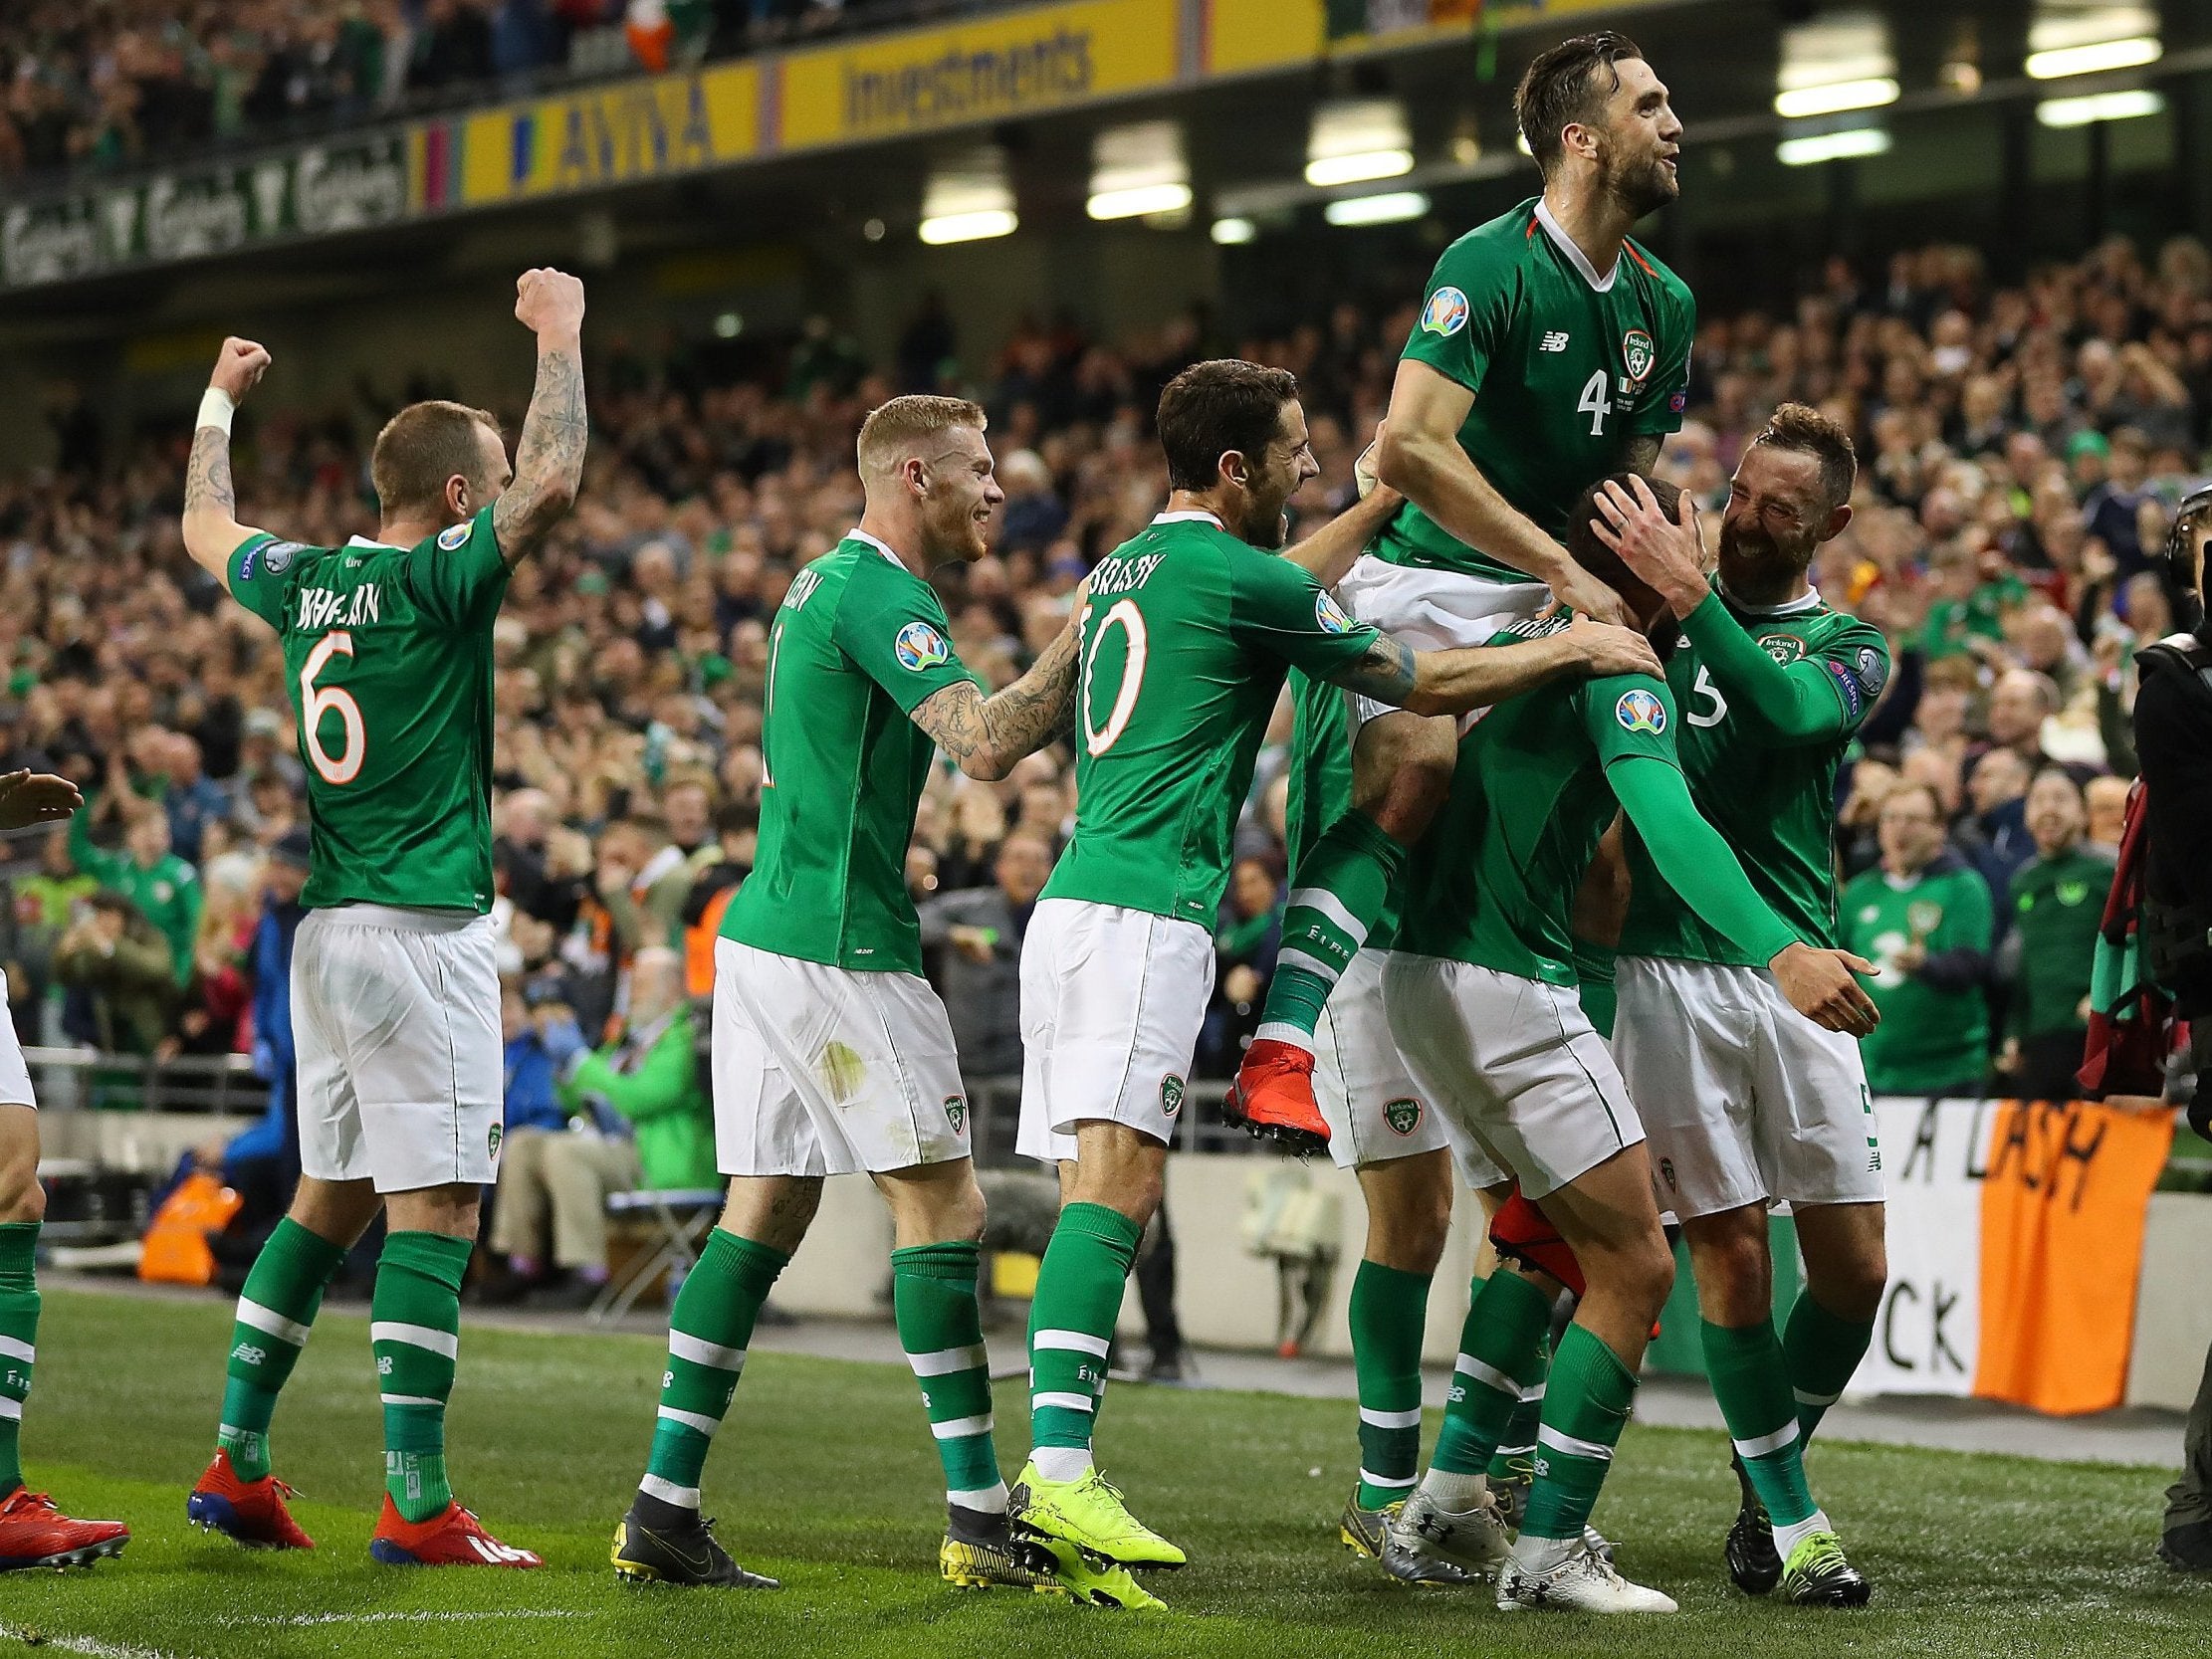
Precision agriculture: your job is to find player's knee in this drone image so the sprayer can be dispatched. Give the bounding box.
[0,1158,43,1226]
[1364,1174,1450,1273]
[1616,1230,1675,1319]
[1812,1244,1888,1325]
[1692,1223,1774,1322]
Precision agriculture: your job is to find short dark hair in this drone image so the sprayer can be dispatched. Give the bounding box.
[1753,402,1858,514]
[1515,31,1644,178]
[1563,471,1682,604]
[1157,360,1299,493]
[370,400,503,519]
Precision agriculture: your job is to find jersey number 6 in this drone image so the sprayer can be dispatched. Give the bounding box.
[300,630,366,785]
[1079,599,1148,757]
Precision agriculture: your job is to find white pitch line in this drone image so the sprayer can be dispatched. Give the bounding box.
[0,1621,181,1659]
[216,1609,576,1629]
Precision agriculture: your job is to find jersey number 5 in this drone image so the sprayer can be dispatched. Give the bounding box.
[1686,664,1728,728]
[300,631,366,784]
[1079,599,1147,757]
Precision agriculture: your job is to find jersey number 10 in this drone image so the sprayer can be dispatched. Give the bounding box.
[1079,599,1147,757]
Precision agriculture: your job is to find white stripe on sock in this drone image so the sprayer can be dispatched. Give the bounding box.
[1252,1021,1317,1050]
[369,1321,459,1359]
[1359,1405,1424,1429]
[378,1393,442,1408]
[1734,1421,1801,1461]
[1033,1390,1095,1413]
[929,1412,995,1441]
[0,1336,32,1364]
[1287,887,1368,948]
[949,1484,1008,1513]
[1521,1381,1547,1403]
[1535,1423,1615,1464]
[1494,1442,1536,1458]
[657,1406,721,1436]
[235,1298,311,1347]
[0,1397,19,1421]
[668,1332,746,1370]
[1793,1385,1842,1407]
[1031,1329,1111,1357]
[1453,1353,1521,1395]
[1274,943,1345,987]
[906,1343,987,1377]
[638,1474,700,1508]
[1358,1468,1417,1490]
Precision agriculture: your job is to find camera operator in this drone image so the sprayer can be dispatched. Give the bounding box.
[2135,489,2212,1571]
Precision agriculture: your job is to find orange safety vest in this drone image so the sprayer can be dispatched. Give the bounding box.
[685,885,736,999]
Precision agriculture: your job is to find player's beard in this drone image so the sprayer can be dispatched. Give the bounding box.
[1239,493,1293,549]
[1596,131,1677,220]
[1717,514,1813,605]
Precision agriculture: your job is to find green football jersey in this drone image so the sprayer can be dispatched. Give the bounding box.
[227,510,509,912]
[1395,620,1683,984]
[1284,672,1401,950]
[1619,590,1889,966]
[2007,847,2107,1042]
[1043,513,1382,927]
[1838,857,1994,1094]
[724,533,981,974]
[1382,196,1695,580]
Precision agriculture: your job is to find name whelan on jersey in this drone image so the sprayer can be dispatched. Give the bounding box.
[296,584,383,630]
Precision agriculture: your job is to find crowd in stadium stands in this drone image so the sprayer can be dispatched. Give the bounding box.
[0,0,916,179]
[2,233,2208,1225]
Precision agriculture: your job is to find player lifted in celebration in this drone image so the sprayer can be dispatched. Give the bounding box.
[0,772,132,1570]
[1232,30,1694,1145]
[604,396,1135,1604]
[1008,360,1663,1594]
[1594,406,1888,1606]
[178,269,588,1568]
[1380,474,1877,1614]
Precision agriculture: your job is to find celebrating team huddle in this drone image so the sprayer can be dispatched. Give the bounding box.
[0,27,1896,1625]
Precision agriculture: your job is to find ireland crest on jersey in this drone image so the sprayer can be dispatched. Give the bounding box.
[944,1096,967,1135]
[1760,633,1807,664]
[1384,1098,1423,1136]
[1622,327,1656,388]
[1160,1074,1186,1118]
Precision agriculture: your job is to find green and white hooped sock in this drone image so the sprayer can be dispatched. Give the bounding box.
[0,1222,39,1494]
[1422,1270,1552,1511]
[1349,1259,1432,1510]
[893,1241,1006,1516]
[1703,1318,1826,1555]
[371,1230,473,1524]
[1511,1324,1639,1574]
[217,1216,348,1482]
[1254,811,1408,1051]
[1783,1292,1876,1442]
[1027,1202,1143,1485]
[640,1229,788,1512]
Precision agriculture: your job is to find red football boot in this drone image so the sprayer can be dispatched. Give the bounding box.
[369,1497,542,1567]
[0,1486,128,1569]
[1225,1038,1331,1152]
[1487,1186,1587,1298]
[187,1450,315,1550]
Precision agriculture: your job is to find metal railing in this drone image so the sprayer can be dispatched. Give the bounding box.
[19,1047,270,1118]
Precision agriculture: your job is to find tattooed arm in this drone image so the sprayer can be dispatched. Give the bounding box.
[1619,433,1663,477]
[491,268,589,565]
[179,336,274,581]
[910,603,1085,782]
[1328,618,1662,719]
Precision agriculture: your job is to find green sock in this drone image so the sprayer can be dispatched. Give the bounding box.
[1517,1323,1638,1547]
[1349,1259,1432,1510]
[1429,1271,1551,1485]
[642,1228,787,1511]
[1702,1319,1819,1528]
[1783,1293,1876,1441]
[1254,811,1407,1050]
[218,1216,347,1482]
[893,1241,1005,1514]
[371,1230,472,1523]
[0,1222,38,1494]
[1028,1202,1143,1474]
[1486,1338,1551,1482]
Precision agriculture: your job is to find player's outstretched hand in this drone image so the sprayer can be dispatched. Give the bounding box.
[1559,617,1661,680]
[515,268,586,340]
[1769,942,1880,1037]
[209,337,271,401]
[1591,475,1708,615]
[0,770,83,834]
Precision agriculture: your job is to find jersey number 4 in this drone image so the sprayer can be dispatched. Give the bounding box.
[1577,369,1613,437]
[1079,599,1147,756]
[300,631,365,784]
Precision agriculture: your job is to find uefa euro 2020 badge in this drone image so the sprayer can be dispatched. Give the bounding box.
[894,620,951,672]
[1615,688,1666,734]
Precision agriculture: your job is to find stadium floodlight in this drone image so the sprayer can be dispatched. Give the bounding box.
[1776,126,1891,166]
[918,209,1018,245]
[2036,88,2166,126]
[1305,148,1415,188]
[1773,77,1898,119]
[1211,216,1257,245]
[1308,100,1414,190]
[2025,36,2160,80]
[1324,191,1430,227]
[1088,183,1194,221]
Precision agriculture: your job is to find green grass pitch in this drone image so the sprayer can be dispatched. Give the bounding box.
[0,1288,2203,1658]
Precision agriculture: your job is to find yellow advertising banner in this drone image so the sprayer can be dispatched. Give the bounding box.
[1205,0,1674,80]
[777,0,1181,152]
[460,61,760,206]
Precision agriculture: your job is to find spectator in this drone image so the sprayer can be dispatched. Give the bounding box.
[54,892,177,1057]
[1840,781,1995,1098]
[482,981,576,1300]
[501,947,714,1309]
[2086,773,2131,854]
[157,733,229,866]
[7,827,96,1040]
[1983,669,2060,770]
[1997,770,2107,1101]
[918,835,1051,1084]
[69,799,201,988]
[1955,746,2034,904]
[1201,856,1282,1077]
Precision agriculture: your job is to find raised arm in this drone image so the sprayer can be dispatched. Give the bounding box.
[180,337,275,582]
[1281,435,1403,587]
[1377,358,1626,624]
[909,603,1085,782]
[490,268,588,566]
[1328,617,1661,719]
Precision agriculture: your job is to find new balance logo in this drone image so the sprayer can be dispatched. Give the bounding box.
[231,1343,267,1367]
[1540,330,1571,352]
